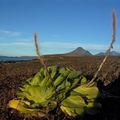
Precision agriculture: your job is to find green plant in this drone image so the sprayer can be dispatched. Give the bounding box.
[8,10,117,119]
[8,66,100,117]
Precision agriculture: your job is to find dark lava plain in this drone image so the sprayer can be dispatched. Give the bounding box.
[0,56,120,120]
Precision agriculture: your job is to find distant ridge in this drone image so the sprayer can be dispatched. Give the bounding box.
[64,47,92,56]
[0,56,36,61]
[1,48,119,61]
[96,51,120,56]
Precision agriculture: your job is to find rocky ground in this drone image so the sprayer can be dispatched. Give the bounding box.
[0,56,120,120]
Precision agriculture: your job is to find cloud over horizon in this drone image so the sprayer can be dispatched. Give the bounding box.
[0,40,119,56]
[0,30,21,37]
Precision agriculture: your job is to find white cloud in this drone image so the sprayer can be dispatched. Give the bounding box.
[0,30,21,36]
[0,41,119,53]
[0,41,34,47]
[41,41,120,51]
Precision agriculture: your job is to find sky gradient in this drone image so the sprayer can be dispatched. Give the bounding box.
[0,0,120,56]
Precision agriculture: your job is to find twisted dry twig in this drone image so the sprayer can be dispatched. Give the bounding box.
[87,10,117,87]
[34,32,49,74]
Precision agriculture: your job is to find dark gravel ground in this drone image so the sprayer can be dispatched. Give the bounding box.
[0,56,120,120]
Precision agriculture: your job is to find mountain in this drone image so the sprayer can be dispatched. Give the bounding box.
[64,47,92,56]
[95,52,105,56]
[96,51,120,56]
[111,51,120,56]
[0,56,36,61]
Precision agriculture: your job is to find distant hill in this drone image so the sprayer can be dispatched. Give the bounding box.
[0,56,36,61]
[64,47,92,56]
[96,51,120,56]
[1,49,119,62]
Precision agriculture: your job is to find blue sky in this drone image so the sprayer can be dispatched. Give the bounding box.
[0,0,120,56]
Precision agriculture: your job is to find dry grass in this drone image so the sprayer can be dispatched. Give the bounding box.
[34,32,51,76]
[87,10,117,86]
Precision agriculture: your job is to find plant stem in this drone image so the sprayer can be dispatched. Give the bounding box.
[87,10,117,87]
